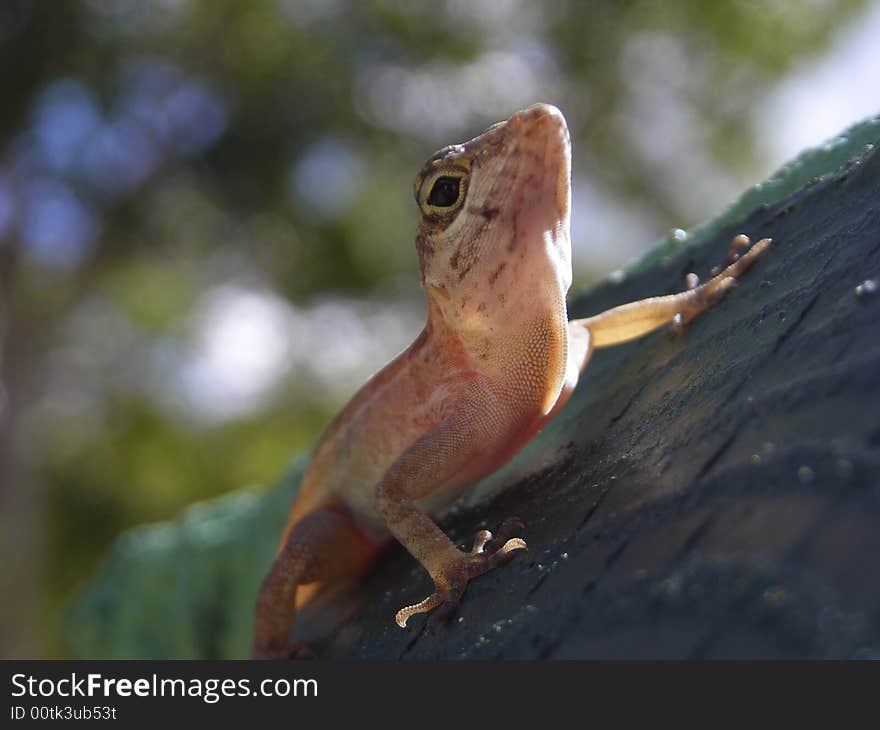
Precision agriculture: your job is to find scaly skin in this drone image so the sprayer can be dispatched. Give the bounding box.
[251,104,771,659]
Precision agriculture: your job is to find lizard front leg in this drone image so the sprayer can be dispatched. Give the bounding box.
[572,235,771,348]
[374,421,527,630]
[542,235,770,422]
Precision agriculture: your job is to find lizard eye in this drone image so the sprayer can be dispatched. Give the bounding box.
[427,176,460,207]
[417,168,468,219]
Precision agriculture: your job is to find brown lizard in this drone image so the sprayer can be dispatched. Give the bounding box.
[251,103,770,659]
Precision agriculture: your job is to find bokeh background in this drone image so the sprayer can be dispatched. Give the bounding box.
[1,0,879,659]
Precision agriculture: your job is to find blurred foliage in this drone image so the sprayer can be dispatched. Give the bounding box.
[0,0,869,658]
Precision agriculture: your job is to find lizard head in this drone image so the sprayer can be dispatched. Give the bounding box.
[413,103,572,331]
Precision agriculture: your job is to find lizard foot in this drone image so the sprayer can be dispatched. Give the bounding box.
[671,234,771,334]
[394,517,527,631]
[251,640,316,660]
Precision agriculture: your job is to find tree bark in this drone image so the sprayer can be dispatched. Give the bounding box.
[65,123,880,660]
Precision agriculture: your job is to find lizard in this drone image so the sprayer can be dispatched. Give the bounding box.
[251,103,770,659]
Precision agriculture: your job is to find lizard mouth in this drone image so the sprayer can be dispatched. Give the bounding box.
[418,103,573,288]
[499,104,572,235]
[509,103,570,136]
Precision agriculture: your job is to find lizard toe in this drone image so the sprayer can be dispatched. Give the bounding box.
[481,516,526,556]
[394,524,527,631]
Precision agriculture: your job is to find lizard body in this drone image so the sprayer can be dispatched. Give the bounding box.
[252,104,770,658]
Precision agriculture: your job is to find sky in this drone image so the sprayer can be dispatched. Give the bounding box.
[757,0,880,169]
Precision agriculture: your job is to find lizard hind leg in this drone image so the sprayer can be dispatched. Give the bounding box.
[251,504,380,659]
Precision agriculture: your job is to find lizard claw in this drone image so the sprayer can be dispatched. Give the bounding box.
[396,592,447,629]
[470,529,494,554]
[482,517,526,554]
[672,234,771,332]
[710,233,753,277]
[395,518,528,630]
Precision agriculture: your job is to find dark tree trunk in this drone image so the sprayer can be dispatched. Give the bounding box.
[316,137,880,659]
[65,125,880,660]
